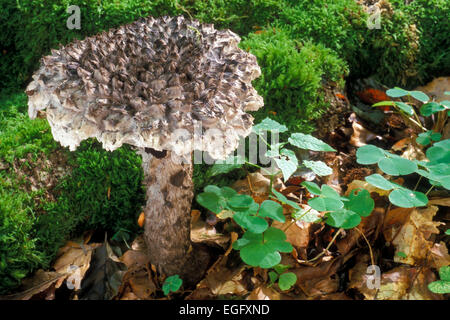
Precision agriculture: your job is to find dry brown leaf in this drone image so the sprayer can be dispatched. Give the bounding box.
[186,255,247,299]
[392,137,411,151]
[350,121,379,147]
[246,286,289,300]
[0,270,64,300]
[52,241,101,290]
[350,263,443,300]
[392,206,445,266]
[382,207,413,242]
[272,219,312,258]
[429,242,450,269]
[415,77,450,102]
[190,216,230,249]
[128,270,157,299]
[428,198,450,207]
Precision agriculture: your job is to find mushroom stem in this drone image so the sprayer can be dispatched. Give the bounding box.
[140,149,209,285]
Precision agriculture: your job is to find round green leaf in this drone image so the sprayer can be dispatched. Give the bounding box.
[439,266,450,281]
[356,145,385,165]
[278,272,297,291]
[428,280,450,294]
[389,189,428,208]
[227,194,255,210]
[427,145,450,164]
[240,242,282,268]
[326,209,361,229]
[233,212,268,234]
[345,189,374,217]
[220,186,238,199]
[386,87,409,98]
[365,174,397,190]
[302,160,333,176]
[288,133,336,152]
[196,192,222,214]
[420,102,446,116]
[409,90,429,103]
[259,200,285,222]
[378,157,418,176]
[308,196,343,212]
[301,181,322,195]
[253,118,288,134]
[394,102,414,116]
[162,275,183,295]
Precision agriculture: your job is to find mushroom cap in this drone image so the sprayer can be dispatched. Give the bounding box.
[26,16,263,159]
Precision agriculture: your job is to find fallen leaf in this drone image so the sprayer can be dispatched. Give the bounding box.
[392,206,445,266]
[428,198,450,207]
[0,270,64,300]
[77,238,127,300]
[191,216,230,249]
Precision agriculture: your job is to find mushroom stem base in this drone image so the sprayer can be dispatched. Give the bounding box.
[140,149,209,286]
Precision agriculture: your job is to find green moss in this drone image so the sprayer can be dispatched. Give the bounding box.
[0,92,145,294]
[241,29,348,133]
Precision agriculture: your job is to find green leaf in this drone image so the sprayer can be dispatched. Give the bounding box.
[235,228,293,269]
[288,133,336,152]
[208,155,245,177]
[420,102,446,116]
[356,145,385,165]
[428,280,450,294]
[445,229,450,235]
[278,272,297,291]
[365,174,397,190]
[301,181,322,195]
[409,90,429,103]
[439,266,450,281]
[321,185,341,200]
[308,196,343,212]
[204,185,222,195]
[325,209,361,229]
[227,194,255,211]
[196,192,223,214]
[259,200,285,223]
[274,157,297,182]
[427,144,450,165]
[386,87,409,98]
[397,251,407,258]
[162,275,183,295]
[271,188,301,210]
[253,118,288,134]
[302,160,333,176]
[273,264,291,275]
[389,189,428,208]
[220,187,238,199]
[293,208,321,223]
[373,101,396,107]
[378,157,418,176]
[345,189,374,217]
[394,102,414,115]
[233,211,268,233]
[268,271,278,284]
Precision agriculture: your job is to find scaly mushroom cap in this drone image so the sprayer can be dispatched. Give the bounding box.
[26,16,263,159]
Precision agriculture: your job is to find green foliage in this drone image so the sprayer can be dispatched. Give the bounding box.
[428,266,450,294]
[359,88,450,208]
[54,139,145,235]
[162,274,183,296]
[390,0,450,84]
[268,264,297,291]
[0,92,145,293]
[197,119,375,270]
[240,30,348,133]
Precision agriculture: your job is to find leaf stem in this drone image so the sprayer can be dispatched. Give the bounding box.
[306,228,342,263]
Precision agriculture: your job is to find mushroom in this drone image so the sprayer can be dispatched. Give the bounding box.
[26,16,263,284]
